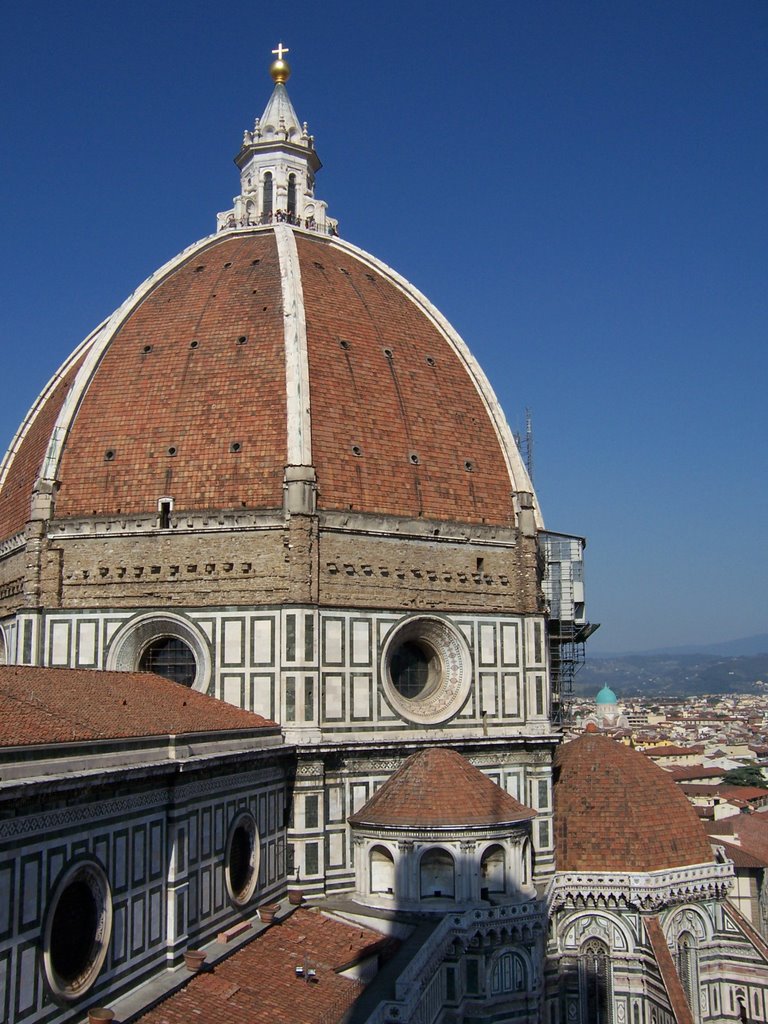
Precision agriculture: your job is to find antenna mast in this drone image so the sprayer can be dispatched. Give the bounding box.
[515,408,535,484]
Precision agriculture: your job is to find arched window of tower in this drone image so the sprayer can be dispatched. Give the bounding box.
[263,172,273,219]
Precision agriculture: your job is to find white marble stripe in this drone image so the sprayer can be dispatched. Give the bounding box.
[34,230,229,486]
[275,225,312,467]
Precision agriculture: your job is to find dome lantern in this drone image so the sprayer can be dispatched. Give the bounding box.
[217,45,338,236]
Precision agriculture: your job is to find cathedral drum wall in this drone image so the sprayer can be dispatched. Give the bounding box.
[0,545,25,617]
[40,525,295,610]
[32,603,551,738]
[0,758,288,1024]
[317,525,541,614]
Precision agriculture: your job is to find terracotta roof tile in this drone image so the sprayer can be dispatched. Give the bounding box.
[554,735,714,872]
[298,237,514,524]
[706,813,768,865]
[136,908,395,1024]
[349,747,536,828]
[55,234,287,517]
[0,665,275,746]
[0,347,88,540]
[717,838,766,869]
[3,230,519,527]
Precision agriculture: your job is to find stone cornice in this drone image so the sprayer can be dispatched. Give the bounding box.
[549,861,733,913]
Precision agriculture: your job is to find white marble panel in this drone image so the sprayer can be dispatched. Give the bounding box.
[328,831,344,868]
[324,675,343,719]
[501,623,518,665]
[222,619,244,666]
[323,618,343,664]
[251,674,273,719]
[352,674,371,719]
[50,620,70,666]
[480,673,497,716]
[252,618,274,665]
[479,623,496,666]
[351,620,371,665]
[502,673,519,717]
[77,620,97,665]
[222,674,243,707]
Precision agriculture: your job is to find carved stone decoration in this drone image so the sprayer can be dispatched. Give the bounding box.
[380,614,472,725]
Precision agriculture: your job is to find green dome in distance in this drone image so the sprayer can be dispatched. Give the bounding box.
[596,685,618,705]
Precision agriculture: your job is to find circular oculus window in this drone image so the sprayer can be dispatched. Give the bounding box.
[43,859,112,1002]
[106,612,211,691]
[381,616,471,725]
[224,812,260,906]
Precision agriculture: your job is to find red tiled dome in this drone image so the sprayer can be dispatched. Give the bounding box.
[553,734,715,872]
[349,747,536,828]
[0,227,533,540]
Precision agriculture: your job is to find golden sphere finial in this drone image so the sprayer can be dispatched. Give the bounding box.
[270,42,291,84]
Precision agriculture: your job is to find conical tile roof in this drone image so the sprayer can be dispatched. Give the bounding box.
[349,747,536,828]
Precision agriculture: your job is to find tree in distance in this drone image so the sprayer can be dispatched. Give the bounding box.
[722,765,768,789]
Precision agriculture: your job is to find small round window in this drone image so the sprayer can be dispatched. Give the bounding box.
[43,860,112,1001]
[225,812,260,906]
[139,636,196,687]
[381,616,471,725]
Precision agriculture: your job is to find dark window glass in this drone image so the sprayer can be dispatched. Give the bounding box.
[286,614,296,661]
[285,676,296,721]
[446,966,456,1001]
[229,826,252,898]
[139,636,196,686]
[466,959,479,994]
[582,940,611,1024]
[305,842,319,875]
[304,613,314,660]
[535,677,545,715]
[287,174,297,217]
[391,641,430,698]
[305,795,319,829]
[50,880,98,983]
[263,173,273,218]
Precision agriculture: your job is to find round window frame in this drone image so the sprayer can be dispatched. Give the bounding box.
[105,612,211,692]
[224,811,260,907]
[42,857,112,1003]
[381,616,471,725]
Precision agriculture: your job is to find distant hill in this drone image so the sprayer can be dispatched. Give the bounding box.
[591,633,768,659]
[575,651,768,698]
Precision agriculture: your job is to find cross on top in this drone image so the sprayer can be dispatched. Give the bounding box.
[272,42,289,61]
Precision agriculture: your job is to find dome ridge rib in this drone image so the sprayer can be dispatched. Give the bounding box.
[33,231,224,496]
[275,224,312,466]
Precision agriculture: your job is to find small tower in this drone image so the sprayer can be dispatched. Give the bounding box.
[217,44,338,235]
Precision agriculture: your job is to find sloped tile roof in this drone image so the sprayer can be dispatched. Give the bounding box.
[136,908,394,1024]
[706,813,768,866]
[554,734,714,871]
[348,747,536,828]
[0,665,275,746]
[643,916,695,1024]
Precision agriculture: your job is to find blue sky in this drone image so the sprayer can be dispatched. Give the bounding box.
[1,1,766,653]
